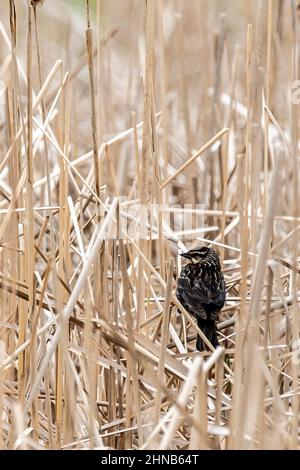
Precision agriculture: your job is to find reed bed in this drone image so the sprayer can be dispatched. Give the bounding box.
[0,0,299,450]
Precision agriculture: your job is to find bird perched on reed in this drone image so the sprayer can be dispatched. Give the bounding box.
[176,246,226,351]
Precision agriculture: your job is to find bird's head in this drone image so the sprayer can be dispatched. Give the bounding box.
[180,246,220,268]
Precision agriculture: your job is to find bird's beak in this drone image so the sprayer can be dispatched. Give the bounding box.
[180,252,192,260]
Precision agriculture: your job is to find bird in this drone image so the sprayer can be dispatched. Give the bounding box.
[176,246,226,352]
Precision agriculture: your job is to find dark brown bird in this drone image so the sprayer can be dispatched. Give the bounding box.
[176,247,226,351]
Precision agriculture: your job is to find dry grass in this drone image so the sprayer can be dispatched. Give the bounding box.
[0,0,299,450]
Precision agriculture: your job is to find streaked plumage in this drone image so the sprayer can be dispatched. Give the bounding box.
[176,247,226,351]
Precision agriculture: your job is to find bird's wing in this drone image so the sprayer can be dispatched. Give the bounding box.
[176,275,207,319]
[193,270,226,310]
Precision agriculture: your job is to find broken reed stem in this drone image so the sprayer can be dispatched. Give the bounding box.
[154,257,174,428]
[120,240,144,447]
[160,127,230,189]
[132,111,141,201]
[54,72,71,447]
[141,0,155,203]
[250,0,264,258]
[136,0,155,329]
[86,0,100,198]
[263,0,273,212]
[32,5,59,311]
[158,356,203,450]
[189,364,208,449]
[19,0,35,403]
[220,131,229,263]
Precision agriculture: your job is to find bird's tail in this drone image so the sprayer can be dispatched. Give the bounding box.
[196,317,219,352]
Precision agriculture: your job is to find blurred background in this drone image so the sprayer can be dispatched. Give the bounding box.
[0,0,294,210]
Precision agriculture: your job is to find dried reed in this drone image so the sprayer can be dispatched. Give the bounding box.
[0,0,299,450]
